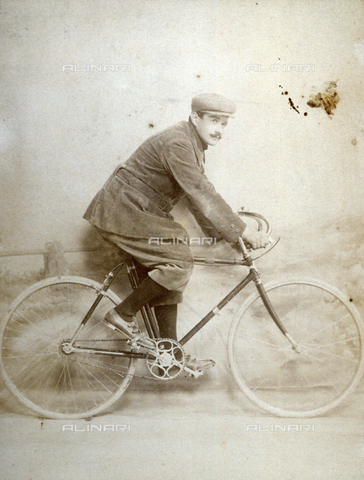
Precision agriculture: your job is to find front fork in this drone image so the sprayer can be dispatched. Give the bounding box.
[238,238,302,354]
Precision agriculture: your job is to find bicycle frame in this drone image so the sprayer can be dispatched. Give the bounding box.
[67,237,300,358]
[3,208,363,419]
[182,239,299,351]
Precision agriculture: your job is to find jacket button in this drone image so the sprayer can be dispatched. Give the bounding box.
[235,229,240,233]
[230,224,235,228]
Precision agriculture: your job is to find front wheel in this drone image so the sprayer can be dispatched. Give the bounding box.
[228,278,364,417]
[0,276,137,419]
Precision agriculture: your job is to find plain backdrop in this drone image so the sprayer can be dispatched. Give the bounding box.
[0,0,363,260]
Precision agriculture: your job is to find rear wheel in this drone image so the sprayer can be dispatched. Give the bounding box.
[0,276,137,419]
[228,278,364,417]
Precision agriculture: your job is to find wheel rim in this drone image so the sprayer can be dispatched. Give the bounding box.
[0,278,136,419]
[229,280,364,416]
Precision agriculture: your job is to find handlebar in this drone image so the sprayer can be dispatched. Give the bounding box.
[237,208,272,235]
[237,208,280,259]
[193,209,279,265]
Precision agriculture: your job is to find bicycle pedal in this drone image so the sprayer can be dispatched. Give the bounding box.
[184,366,204,379]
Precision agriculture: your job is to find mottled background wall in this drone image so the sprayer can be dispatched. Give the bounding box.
[1,0,364,308]
[1,0,363,254]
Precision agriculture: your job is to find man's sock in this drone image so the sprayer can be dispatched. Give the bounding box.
[154,304,178,340]
[114,275,169,321]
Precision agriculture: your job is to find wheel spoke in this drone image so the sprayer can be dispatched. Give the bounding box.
[0,277,136,418]
[300,313,351,346]
[235,332,289,350]
[229,280,364,416]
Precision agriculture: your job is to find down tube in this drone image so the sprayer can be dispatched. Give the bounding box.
[179,272,255,346]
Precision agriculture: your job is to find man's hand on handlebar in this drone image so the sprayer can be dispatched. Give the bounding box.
[241,225,270,250]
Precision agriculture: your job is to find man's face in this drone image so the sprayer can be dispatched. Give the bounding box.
[191,112,229,146]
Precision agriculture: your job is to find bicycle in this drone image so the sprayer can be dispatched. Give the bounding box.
[1,211,363,419]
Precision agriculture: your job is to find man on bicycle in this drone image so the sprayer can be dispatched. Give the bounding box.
[84,93,268,371]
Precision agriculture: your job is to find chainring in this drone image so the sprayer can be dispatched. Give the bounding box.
[146,338,185,381]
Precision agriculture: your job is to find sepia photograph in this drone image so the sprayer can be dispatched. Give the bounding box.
[0,0,363,478]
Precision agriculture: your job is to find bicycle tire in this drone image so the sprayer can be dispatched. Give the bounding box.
[228,278,364,417]
[0,276,137,419]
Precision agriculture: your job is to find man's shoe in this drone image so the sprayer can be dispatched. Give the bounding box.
[104,308,139,337]
[184,355,216,372]
[104,309,155,349]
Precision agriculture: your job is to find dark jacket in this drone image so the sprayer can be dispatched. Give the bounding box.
[83,119,246,243]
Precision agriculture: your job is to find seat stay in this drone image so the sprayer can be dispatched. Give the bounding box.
[69,262,125,345]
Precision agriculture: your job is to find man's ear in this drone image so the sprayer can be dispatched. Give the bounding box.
[190,111,198,126]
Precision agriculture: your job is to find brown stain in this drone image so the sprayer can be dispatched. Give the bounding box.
[288,98,300,114]
[280,86,306,115]
[307,81,340,115]
[278,85,325,118]
[149,123,154,128]
[40,422,44,430]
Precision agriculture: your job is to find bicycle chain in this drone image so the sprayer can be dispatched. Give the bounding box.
[71,338,185,382]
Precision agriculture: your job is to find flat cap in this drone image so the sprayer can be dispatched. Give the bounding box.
[191,93,237,116]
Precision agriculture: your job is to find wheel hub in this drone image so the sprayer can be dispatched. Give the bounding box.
[61,341,73,355]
